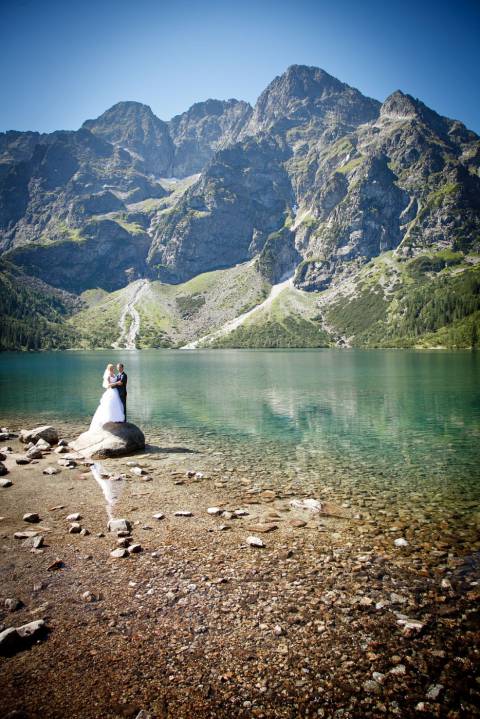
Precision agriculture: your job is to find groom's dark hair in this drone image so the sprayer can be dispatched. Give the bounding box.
[118,363,124,370]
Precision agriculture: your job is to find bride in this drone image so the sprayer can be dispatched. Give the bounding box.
[90,364,125,431]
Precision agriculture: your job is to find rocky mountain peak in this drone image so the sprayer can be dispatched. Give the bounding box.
[242,64,380,138]
[380,91,423,120]
[82,101,173,176]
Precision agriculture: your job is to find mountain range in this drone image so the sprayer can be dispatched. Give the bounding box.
[1,64,479,350]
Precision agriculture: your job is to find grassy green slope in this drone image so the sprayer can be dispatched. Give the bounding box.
[324,251,480,348]
[210,285,331,348]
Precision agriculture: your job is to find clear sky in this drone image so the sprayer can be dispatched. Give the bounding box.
[1,0,479,134]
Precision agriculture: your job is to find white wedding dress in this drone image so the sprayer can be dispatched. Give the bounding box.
[90,373,125,431]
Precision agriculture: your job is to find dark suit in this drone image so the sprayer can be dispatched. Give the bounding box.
[116,372,128,421]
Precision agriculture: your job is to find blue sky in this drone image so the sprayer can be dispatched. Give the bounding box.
[1,0,479,133]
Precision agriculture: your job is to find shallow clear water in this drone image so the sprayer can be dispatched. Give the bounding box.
[1,349,479,550]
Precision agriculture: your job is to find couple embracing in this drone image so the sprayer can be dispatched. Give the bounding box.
[90,363,128,431]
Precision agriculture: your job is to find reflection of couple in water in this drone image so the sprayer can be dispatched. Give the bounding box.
[90,363,128,431]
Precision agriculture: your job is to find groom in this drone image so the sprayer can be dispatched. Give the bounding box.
[112,363,128,422]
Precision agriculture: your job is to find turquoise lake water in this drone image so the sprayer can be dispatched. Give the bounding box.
[1,349,479,549]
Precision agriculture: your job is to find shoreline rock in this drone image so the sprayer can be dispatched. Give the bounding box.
[69,422,145,459]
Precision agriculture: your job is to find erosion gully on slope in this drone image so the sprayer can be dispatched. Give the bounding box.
[113,280,149,350]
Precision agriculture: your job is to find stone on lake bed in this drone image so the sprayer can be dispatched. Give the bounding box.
[394,537,409,547]
[174,511,193,517]
[55,445,69,454]
[26,447,43,460]
[0,461,9,476]
[397,618,424,634]
[66,513,82,521]
[108,518,132,533]
[43,466,60,475]
[0,478,12,487]
[246,536,265,548]
[289,498,323,512]
[69,523,82,534]
[17,619,47,639]
[152,513,165,520]
[132,466,146,476]
[36,438,51,450]
[5,598,23,612]
[128,543,142,554]
[289,519,307,528]
[0,619,47,656]
[207,507,222,515]
[23,513,40,523]
[70,422,145,459]
[247,523,278,533]
[16,457,30,465]
[20,426,59,445]
[14,531,39,539]
[22,535,44,549]
[110,548,129,559]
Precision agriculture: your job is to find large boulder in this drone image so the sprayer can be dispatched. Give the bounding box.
[19,425,59,445]
[69,422,145,459]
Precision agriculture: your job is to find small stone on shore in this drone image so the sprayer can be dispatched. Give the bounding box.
[246,536,265,548]
[128,544,142,554]
[5,598,23,612]
[22,535,44,549]
[43,466,60,475]
[247,523,278,533]
[66,513,82,521]
[108,518,132,533]
[0,478,12,487]
[23,513,40,523]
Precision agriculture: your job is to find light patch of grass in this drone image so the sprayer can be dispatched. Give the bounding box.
[336,156,363,175]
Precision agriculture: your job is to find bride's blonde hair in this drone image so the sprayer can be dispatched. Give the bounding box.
[102,363,116,389]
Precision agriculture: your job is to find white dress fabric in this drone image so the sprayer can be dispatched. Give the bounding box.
[89,373,125,431]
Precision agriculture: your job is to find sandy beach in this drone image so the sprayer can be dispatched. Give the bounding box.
[0,424,479,719]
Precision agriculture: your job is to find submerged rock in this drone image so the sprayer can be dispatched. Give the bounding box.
[69,422,145,459]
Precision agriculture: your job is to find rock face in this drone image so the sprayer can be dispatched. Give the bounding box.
[69,422,145,458]
[168,98,252,176]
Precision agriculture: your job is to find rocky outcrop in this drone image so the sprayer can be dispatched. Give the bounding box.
[169,99,252,176]
[69,422,145,458]
[148,137,293,281]
[83,101,174,176]
[7,218,151,293]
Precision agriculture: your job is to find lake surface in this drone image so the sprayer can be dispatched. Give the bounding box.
[1,349,479,553]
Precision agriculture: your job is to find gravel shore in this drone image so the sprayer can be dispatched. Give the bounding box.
[0,426,478,719]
